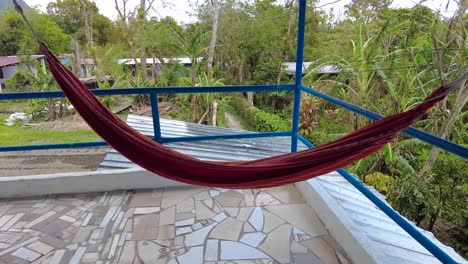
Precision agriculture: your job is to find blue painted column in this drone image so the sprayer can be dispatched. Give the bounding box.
[291,0,307,152]
[150,93,162,142]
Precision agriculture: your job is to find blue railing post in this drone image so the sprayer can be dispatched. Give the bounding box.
[291,0,307,152]
[150,93,162,143]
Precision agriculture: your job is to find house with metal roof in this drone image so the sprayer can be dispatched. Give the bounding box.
[0,55,72,92]
[282,62,340,76]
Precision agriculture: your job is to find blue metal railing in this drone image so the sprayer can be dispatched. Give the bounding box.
[301,85,468,159]
[0,0,463,262]
[0,84,294,152]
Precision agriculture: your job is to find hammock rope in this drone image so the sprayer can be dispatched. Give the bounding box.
[12,0,467,188]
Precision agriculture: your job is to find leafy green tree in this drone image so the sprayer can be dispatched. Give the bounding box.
[46,0,112,46]
[0,9,70,55]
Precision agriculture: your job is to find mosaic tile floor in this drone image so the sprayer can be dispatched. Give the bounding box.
[0,185,351,264]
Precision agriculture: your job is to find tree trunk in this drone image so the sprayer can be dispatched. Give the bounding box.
[276,0,295,84]
[418,82,467,179]
[139,0,147,80]
[212,101,218,126]
[191,95,198,122]
[72,40,81,77]
[152,57,157,85]
[207,0,219,80]
[198,109,209,124]
[191,64,196,85]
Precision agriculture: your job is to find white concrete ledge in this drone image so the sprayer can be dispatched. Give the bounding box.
[295,178,385,264]
[0,168,187,198]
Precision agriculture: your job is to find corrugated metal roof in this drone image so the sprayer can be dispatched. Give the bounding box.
[117,57,202,65]
[282,62,340,75]
[0,56,20,67]
[314,173,467,264]
[98,114,307,170]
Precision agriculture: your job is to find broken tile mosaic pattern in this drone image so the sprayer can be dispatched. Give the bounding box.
[0,185,351,263]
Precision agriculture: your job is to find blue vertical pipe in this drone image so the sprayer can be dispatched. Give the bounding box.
[150,93,162,142]
[291,0,307,152]
[296,135,458,264]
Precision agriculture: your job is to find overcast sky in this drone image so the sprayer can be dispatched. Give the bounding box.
[22,0,459,24]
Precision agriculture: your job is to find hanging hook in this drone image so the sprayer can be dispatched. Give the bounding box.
[11,0,42,44]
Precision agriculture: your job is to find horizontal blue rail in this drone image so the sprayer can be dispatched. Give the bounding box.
[0,84,294,100]
[301,85,468,159]
[0,141,108,152]
[0,132,291,152]
[162,132,291,144]
[297,134,458,264]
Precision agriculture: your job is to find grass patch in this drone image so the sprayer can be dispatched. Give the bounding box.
[0,101,30,112]
[0,114,99,146]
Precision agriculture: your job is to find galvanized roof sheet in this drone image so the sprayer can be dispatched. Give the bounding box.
[98,114,307,170]
[314,173,467,264]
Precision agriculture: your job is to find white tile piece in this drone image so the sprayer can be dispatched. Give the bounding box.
[48,249,66,264]
[212,212,227,223]
[205,239,218,261]
[24,211,55,228]
[220,241,269,260]
[0,242,10,249]
[176,226,192,235]
[240,232,267,247]
[108,234,120,258]
[0,213,24,231]
[59,215,77,223]
[175,218,195,227]
[0,237,39,257]
[0,215,14,229]
[209,190,221,197]
[248,207,264,231]
[27,241,54,254]
[117,232,128,246]
[82,252,99,263]
[112,212,125,230]
[293,227,311,242]
[133,207,160,215]
[69,246,87,264]
[191,222,203,230]
[177,246,203,264]
[185,223,217,246]
[66,243,78,251]
[99,206,118,228]
[167,258,178,264]
[81,213,93,227]
[89,229,101,244]
[11,247,41,262]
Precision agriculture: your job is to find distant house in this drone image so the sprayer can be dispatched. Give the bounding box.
[282,62,340,76]
[79,58,95,78]
[0,57,21,91]
[0,54,74,92]
[0,55,44,92]
[118,57,203,77]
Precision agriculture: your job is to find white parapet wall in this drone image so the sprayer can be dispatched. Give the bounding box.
[0,168,188,198]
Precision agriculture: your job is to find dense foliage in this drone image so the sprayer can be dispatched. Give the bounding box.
[0,0,466,256]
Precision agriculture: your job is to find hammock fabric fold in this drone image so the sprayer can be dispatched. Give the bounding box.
[39,43,461,188]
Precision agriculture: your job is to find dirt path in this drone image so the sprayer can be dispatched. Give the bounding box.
[224,112,243,129]
[0,147,109,177]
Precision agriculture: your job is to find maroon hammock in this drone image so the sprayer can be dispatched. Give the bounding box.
[39,43,460,188]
